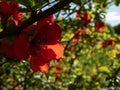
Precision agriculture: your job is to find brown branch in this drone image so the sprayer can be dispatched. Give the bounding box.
[0,0,73,39]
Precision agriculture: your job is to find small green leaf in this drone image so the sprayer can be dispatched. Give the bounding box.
[99,66,110,73]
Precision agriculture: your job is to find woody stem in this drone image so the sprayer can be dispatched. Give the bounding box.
[0,0,73,39]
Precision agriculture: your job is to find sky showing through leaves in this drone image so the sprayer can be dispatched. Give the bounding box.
[106,4,120,26]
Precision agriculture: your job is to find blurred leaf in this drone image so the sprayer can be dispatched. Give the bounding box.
[73,0,82,5]
[74,75,83,83]
[113,0,120,6]
[68,84,77,90]
[99,66,110,74]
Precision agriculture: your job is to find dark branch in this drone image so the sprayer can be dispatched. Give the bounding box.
[0,0,72,39]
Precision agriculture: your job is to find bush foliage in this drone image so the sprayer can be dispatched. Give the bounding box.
[0,0,120,90]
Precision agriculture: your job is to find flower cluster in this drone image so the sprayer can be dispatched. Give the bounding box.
[76,10,91,25]
[101,40,115,48]
[0,1,64,73]
[72,11,91,43]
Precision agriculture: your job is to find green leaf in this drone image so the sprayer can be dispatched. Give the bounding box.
[68,84,77,90]
[73,0,82,5]
[113,0,120,6]
[20,0,35,8]
[33,0,45,10]
[74,75,83,83]
[99,66,110,74]
[6,0,35,10]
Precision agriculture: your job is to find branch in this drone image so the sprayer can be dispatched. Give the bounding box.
[0,0,73,39]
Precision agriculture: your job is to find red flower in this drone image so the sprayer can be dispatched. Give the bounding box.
[34,22,62,44]
[76,11,91,24]
[72,31,82,42]
[101,40,115,48]
[82,12,91,24]
[0,1,18,19]
[14,15,64,72]
[95,21,105,33]
[109,40,115,46]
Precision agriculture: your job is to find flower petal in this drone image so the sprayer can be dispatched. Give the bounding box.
[0,39,16,59]
[30,51,50,73]
[22,25,35,33]
[38,14,54,24]
[47,43,64,59]
[41,48,56,59]
[14,33,30,60]
[34,22,62,44]
[0,2,18,18]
